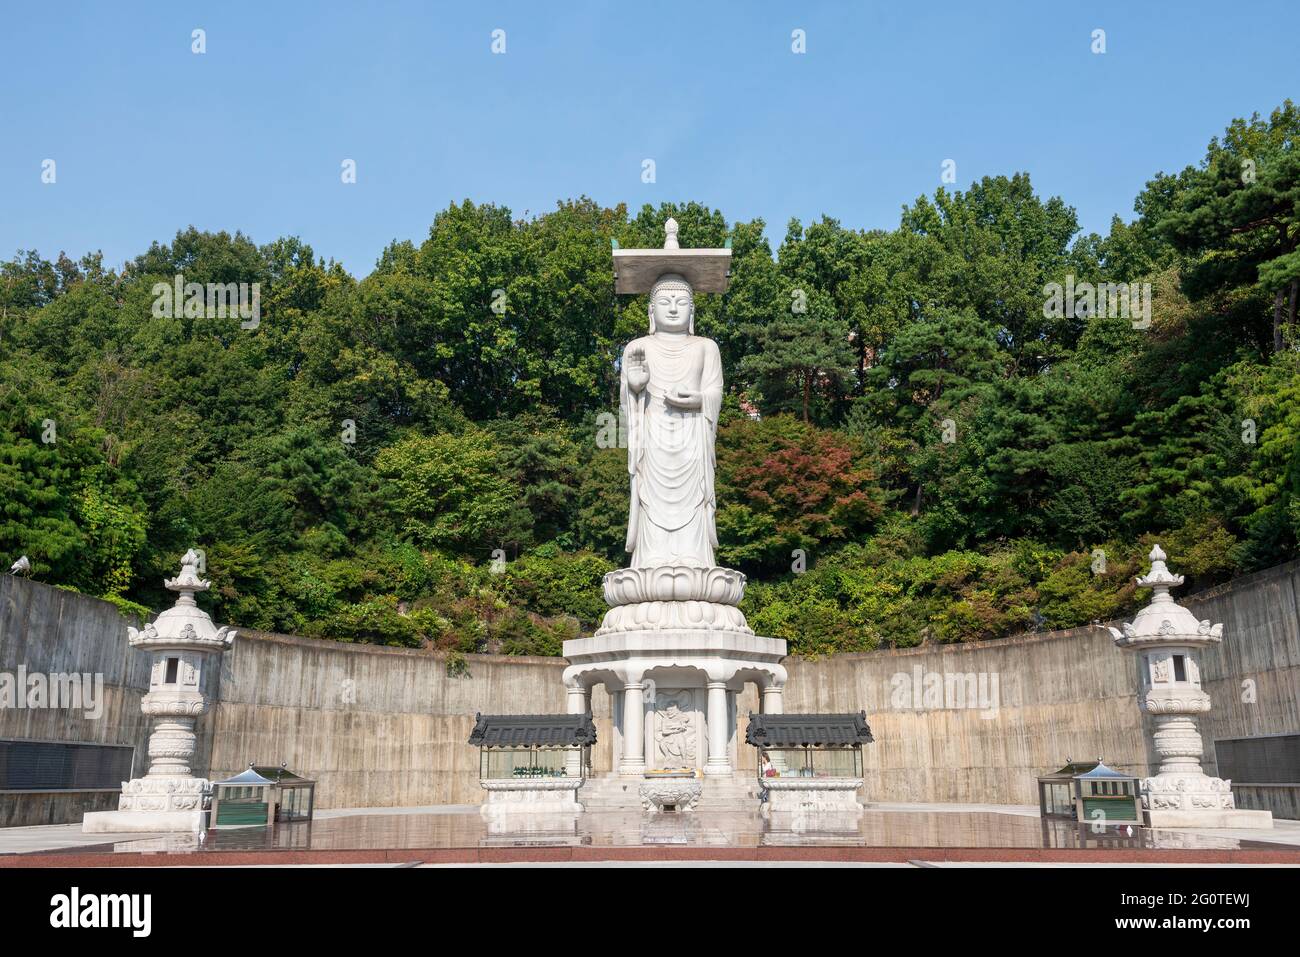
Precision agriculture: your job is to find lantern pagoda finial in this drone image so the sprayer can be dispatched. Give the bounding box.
[1108,545,1219,649]
[164,548,211,605]
[1135,543,1183,591]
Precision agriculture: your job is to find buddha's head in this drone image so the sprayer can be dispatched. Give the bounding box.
[648,273,694,334]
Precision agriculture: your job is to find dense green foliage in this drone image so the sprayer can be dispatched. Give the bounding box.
[2,103,1297,655]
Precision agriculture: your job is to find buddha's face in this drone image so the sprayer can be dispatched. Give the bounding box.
[650,279,693,334]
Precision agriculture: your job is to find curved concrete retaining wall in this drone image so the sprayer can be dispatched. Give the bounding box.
[207,631,599,808]
[783,559,1300,807]
[0,580,155,825]
[2,560,1297,822]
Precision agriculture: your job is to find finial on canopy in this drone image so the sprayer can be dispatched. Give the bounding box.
[664,218,680,250]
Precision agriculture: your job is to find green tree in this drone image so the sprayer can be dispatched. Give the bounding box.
[716,416,885,574]
[1155,101,1300,352]
[375,429,520,555]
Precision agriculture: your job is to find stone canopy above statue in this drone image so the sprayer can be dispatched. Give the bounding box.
[612,217,732,293]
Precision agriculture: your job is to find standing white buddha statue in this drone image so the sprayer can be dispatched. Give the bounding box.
[564,219,789,785]
[620,271,723,569]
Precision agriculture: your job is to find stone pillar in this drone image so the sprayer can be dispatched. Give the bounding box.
[611,689,624,767]
[727,690,738,770]
[762,684,787,772]
[144,713,201,777]
[619,682,646,776]
[565,686,587,778]
[705,681,731,775]
[1151,713,1206,776]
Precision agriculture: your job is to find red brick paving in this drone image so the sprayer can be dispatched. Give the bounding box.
[4,844,1300,866]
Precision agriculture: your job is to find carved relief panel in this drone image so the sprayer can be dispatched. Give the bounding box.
[652,689,699,770]
[1150,654,1171,684]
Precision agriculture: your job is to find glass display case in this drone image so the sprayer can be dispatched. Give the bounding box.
[480,745,587,780]
[758,746,863,779]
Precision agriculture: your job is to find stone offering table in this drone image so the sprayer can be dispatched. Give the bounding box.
[480,779,584,821]
[760,777,865,816]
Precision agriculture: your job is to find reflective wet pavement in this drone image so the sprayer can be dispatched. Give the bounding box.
[19,806,1296,858]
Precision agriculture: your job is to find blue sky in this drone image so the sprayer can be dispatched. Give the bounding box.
[1,1,1296,277]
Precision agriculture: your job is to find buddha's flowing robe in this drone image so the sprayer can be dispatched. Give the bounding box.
[621,333,723,568]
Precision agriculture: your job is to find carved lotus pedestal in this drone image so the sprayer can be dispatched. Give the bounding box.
[596,566,751,635]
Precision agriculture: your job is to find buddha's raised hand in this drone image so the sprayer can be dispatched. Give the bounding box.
[626,346,650,392]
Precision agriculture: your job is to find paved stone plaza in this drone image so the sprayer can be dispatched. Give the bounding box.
[5,803,1300,866]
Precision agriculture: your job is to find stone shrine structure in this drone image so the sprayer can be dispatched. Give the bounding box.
[562,221,787,789]
[1109,545,1271,828]
[83,550,236,833]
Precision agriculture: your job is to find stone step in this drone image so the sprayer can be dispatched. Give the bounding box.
[578,774,760,810]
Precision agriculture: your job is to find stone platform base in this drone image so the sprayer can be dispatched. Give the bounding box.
[1145,807,1273,829]
[480,778,584,819]
[1141,773,1274,828]
[761,778,864,815]
[82,775,211,832]
[83,809,208,833]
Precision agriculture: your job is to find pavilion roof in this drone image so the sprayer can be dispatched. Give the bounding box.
[468,713,597,748]
[745,712,874,748]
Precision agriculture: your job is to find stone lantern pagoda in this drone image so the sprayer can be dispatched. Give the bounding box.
[1109,545,1270,828]
[83,549,236,833]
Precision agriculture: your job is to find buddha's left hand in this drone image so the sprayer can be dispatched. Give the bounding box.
[665,387,702,410]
